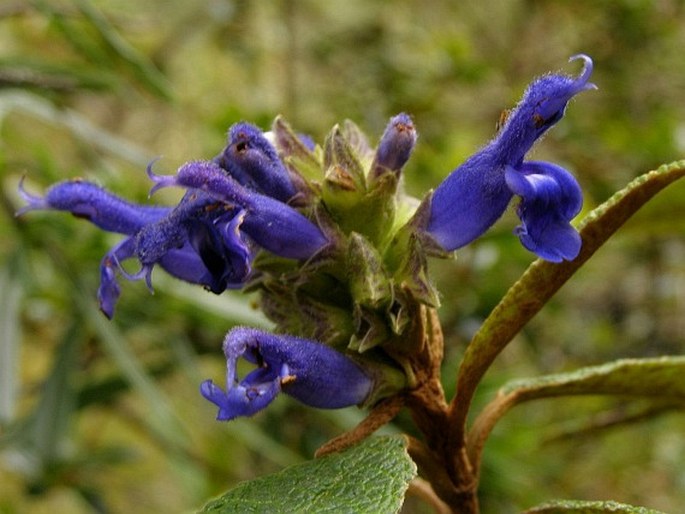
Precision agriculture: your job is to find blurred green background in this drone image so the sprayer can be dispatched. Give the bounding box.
[1,1,684,512]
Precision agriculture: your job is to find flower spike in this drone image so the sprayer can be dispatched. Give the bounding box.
[200,327,374,421]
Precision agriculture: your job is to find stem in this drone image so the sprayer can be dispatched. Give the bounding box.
[465,391,518,478]
[315,395,404,457]
[407,437,478,514]
[398,307,479,513]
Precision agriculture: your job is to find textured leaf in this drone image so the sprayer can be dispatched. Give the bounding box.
[501,356,685,399]
[198,435,416,514]
[468,357,685,471]
[523,498,667,513]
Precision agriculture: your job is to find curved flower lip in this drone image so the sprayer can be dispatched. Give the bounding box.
[569,54,597,93]
[200,327,374,421]
[505,161,583,262]
[148,160,329,260]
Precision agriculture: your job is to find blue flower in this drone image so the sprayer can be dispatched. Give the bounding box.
[18,179,253,318]
[133,190,254,293]
[425,55,596,262]
[200,327,374,420]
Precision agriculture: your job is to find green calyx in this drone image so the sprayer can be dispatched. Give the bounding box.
[249,116,452,400]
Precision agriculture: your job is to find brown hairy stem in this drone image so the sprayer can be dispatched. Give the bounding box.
[315,395,404,457]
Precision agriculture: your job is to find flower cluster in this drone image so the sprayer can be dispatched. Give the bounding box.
[19,55,594,421]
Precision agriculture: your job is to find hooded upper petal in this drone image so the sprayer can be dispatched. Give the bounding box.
[215,122,296,202]
[495,54,596,164]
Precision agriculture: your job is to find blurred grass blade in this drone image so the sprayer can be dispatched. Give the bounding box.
[450,159,685,439]
[32,0,173,99]
[468,356,685,473]
[523,499,667,513]
[74,286,188,448]
[0,59,116,92]
[73,0,173,100]
[0,90,152,165]
[0,257,24,423]
[31,322,81,466]
[153,273,272,328]
[31,0,111,65]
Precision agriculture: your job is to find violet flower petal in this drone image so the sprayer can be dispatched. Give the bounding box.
[505,161,582,262]
[97,237,137,318]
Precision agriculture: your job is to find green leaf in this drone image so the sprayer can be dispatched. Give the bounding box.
[523,498,667,514]
[499,356,685,399]
[468,357,685,472]
[450,159,685,439]
[198,435,416,514]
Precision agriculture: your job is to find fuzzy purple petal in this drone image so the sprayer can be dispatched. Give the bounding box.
[426,150,513,251]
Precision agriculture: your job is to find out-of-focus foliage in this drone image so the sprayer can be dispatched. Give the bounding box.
[0,1,683,513]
